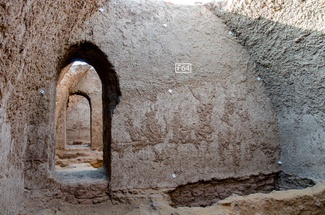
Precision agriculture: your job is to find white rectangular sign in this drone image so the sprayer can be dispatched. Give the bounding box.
[175,63,192,73]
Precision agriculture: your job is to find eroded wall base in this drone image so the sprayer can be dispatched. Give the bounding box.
[168,171,316,207]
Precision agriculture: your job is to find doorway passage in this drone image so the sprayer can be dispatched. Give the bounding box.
[55,61,106,183]
[66,94,91,149]
[54,42,121,185]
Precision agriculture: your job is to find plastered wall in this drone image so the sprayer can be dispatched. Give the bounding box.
[70,0,279,190]
[0,1,99,214]
[1,1,283,213]
[66,94,91,145]
[56,65,103,150]
[214,0,325,180]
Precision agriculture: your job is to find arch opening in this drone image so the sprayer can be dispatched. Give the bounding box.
[54,42,121,184]
[66,94,91,149]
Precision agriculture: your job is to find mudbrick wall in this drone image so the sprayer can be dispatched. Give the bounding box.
[66,94,91,145]
[5,0,317,213]
[211,0,325,180]
[56,65,103,150]
[0,1,100,214]
[56,65,90,150]
[70,0,279,191]
[168,171,316,208]
[73,67,103,150]
[168,173,277,207]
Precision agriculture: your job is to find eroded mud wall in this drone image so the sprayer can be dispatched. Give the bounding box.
[213,0,325,180]
[66,95,91,145]
[2,1,281,210]
[0,1,99,214]
[56,66,103,150]
[71,0,279,190]
[73,67,103,150]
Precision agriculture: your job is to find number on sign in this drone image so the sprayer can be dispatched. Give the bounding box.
[175,63,192,73]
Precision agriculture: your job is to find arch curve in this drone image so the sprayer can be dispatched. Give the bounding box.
[70,91,92,110]
[57,41,121,180]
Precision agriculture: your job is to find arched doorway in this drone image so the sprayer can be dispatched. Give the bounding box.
[66,93,91,148]
[55,42,121,181]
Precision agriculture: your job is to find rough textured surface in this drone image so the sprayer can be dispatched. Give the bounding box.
[56,65,103,150]
[275,172,316,191]
[168,171,316,208]
[168,173,277,207]
[0,1,100,214]
[66,94,91,145]
[218,183,325,215]
[2,0,323,213]
[70,66,103,150]
[2,0,279,206]
[211,0,325,180]
[18,183,325,215]
[55,147,103,168]
[70,0,279,191]
[55,177,109,205]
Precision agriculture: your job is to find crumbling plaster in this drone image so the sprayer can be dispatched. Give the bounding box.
[70,0,279,190]
[0,1,100,214]
[66,95,91,146]
[5,0,325,213]
[214,0,325,180]
[56,65,103,150]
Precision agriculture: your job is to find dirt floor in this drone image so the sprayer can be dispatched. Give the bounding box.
[17,182,325,215]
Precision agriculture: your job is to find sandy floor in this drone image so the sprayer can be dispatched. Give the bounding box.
[55,164,108,184]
